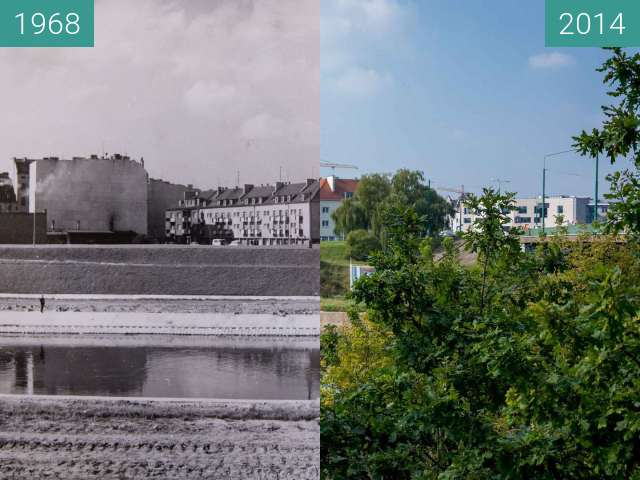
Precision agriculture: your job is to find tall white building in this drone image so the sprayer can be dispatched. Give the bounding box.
[452,195,592,232]
[319,176,359,241]
[166,180,320,246]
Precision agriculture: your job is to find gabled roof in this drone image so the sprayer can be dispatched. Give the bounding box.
[215,187,244,201]
[319,178,358,201]
[293,179,321,203]
[244,185,275,199]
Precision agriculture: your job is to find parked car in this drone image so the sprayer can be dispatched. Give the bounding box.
[211,239,226,246]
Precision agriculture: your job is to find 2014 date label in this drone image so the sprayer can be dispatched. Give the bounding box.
[546,0,640,47]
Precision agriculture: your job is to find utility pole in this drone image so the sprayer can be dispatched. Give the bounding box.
[491,178,511,194]
[459,185,464,232]
[542,167,546,233]
[542,149,575,234]
[594,154,599,224]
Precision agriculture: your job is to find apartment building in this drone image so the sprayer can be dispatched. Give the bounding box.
[319,176,359,241]
[0,173,19,213]
[165,179,321,246]
[452,195,592,232]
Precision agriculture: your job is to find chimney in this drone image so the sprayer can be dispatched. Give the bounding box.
[327,175,336,192]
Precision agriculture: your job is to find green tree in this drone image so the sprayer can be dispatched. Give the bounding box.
[573,48,640,236]
[355,173,392,229]
[345,229,382,261]
[332,197,368,238]
[322,188,640,479]
[463,188,520,313]
[330,169,454,240]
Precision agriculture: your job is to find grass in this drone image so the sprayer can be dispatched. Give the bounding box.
[320,240,370,302]
[320,241,349,298]
[320,297,365,313]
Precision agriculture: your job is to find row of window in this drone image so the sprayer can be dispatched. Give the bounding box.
[205,208,304,220]
[465,204,565,216]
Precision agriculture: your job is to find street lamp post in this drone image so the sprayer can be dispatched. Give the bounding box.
[594,154,599,224]
[542,149,576,234]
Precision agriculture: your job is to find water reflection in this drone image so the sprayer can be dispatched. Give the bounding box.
[0,344,319,400]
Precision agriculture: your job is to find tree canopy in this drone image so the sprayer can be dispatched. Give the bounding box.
[331,170,454,239]
[322,49,640,479]
[573,48,640,236]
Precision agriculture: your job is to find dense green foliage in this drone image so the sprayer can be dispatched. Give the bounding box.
[320,241,353,298]
[321,194,640,478]
[321,48,640,479]
[346,230,382,261]
[332,170,454,239]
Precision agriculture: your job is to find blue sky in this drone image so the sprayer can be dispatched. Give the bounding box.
[320,0,632,198]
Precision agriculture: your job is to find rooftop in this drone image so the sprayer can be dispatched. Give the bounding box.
[319,177,358,201]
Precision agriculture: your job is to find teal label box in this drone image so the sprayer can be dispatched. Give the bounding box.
[546,0,640,47]
[0,0,93,47]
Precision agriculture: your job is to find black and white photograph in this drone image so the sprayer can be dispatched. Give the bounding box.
[0,0,320,478]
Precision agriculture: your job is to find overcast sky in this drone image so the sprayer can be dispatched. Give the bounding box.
[0,0,319,188]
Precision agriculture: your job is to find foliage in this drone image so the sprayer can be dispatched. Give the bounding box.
[346,229,382,261]
[321,189,640,479]
[332,198,369,238]
[573,48,640,236]
[331,169,454,239]
[320,241,367,298]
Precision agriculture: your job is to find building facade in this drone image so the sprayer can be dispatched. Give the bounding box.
[11,159,33,212]
[0,173,19,213]
[452,195,592,233]
[319,176,358,241]
[18,155,148,235]
[147,179,212,242]
[165,180,321,246]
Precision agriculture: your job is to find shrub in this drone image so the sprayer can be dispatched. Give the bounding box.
[345,229,381,261]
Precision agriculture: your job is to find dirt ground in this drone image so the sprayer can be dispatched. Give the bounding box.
[0,396,319,479]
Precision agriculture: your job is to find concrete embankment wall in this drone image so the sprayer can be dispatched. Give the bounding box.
[0,246,319,296]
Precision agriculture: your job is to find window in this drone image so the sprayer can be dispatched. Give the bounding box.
[464,217,471,224]
[463,208,469,215]
[557,205,564,214]
[344,192,353,199]
[534,203,549,218]
[515,216,532,224]
[321,220,329,227]
[517,206,527,214]
[322,207,330,214]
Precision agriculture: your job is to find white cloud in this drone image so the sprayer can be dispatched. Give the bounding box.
[332,67,392,97]
[322,0,408,98]
[528,52,576,70]
[183,82,240,117]
[335,0,400,32]
[0,0,319,187]
[240,112,287,140]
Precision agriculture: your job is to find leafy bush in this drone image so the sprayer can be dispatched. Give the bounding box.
[321,193,640,479]
[345,229,381,261]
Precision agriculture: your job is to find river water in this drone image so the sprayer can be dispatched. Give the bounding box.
[0,336,319,400]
